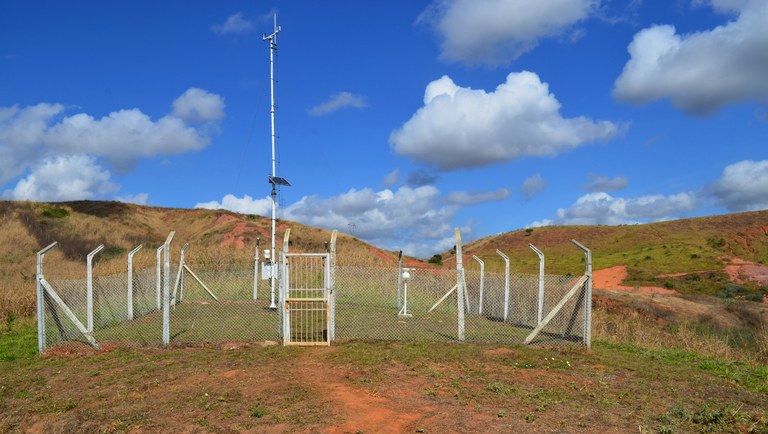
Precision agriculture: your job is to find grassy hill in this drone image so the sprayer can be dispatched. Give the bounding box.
[1,201,767,431]
[0,200,403,321]
[439,210,768,299]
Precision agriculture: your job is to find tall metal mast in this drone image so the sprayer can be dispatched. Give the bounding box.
[263,14,289,309]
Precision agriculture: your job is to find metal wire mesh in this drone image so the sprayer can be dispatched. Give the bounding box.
[38,261,588,350]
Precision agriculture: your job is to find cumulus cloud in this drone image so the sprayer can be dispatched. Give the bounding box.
[198,186,461,257]
[2,155,117,201]
[195,194,273,216]
[390,72,624,170]
[537,191,697,226]
[709,160,768,211]
[521,174,546,199]
[115,193,149,206]
[420,0,599,65]
[211,12,255,35]
[613,0,768,115]
[445,188,510,205]
[0,88,223,187]
[171,87,225,123]
[308,92,367,116]
[582,173,628,192]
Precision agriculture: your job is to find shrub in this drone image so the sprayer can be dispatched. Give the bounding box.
[40,207,69,218]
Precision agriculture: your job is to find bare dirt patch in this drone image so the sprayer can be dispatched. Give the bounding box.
[593,265,678,295]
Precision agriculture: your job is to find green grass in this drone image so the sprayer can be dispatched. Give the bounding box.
[0,318,38,362]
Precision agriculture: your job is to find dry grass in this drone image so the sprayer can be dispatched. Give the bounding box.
[593,306,768,364]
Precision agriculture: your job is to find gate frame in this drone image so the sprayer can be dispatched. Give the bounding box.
[280,250,332,347]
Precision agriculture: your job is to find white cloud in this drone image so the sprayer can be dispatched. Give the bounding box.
[211,12,254,35]
[445,188,510,205]
[709,160,768,211]
[420,0,599,65]
[582,173,628,192]
[546,192,697,225]
[199,185,462,257]
[521,174,546,199]
[2,155,117,201]
[115,193,149,206]
[0,88,223,181]
[308,92,367,116]
[195,194,273,216]
[171,87,225,123]
[613,0,768,115]
[390,72,624,170]
[384,168,400,186]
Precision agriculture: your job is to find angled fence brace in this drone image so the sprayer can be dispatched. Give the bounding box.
[171,243,188,306]
[496,249,510,321]
[571,240,593,348]
[162,231,175,346]
[40,278,99,350]
[155,245,163,310]
[523,275,588,345]
[454,229,465,341]
[182,265,219,301]
[472,255,485,315]
[127,244,143,320]
[86,244,104,333]
[36,241,58,353]
[528,243,545,325]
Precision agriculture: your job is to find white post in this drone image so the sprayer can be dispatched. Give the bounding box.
[127,244,143,321]
[472,255,484,315]
[155,245,163,310]
[36,241,58,353]
[162,231,175,346]
[398,268,413,317]
[529,243,545,325]
[254,238,260,300]
[329,230,337,340]
[397,251,403,309]
[572,240,592,348]
[455,228,465,341]
[86,244,104,333]
[496,249,510,322]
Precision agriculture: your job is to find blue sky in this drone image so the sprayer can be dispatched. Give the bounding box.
[1,0,767,257]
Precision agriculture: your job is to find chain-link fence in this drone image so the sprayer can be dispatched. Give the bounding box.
[35,231,591,352]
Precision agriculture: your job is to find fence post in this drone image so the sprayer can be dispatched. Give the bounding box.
[455,228,465,341]
[86,244,105,333]
[36,241,58,353]
[472,255,484,315]
[279,250,288,344]
[329,230,337,341]
[528,243,545,325]
[397,251,402,309]
[571,240,592,348]
[254,238,260,300]
[496,249,510,322]
[155,245,163,310]
[127,244,143,321]
[162,231,175,346]
[177,243,188,304]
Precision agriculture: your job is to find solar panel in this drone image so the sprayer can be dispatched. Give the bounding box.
[268,176,291,186]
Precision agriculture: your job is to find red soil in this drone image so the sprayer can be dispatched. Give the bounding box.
[592,265,678,295]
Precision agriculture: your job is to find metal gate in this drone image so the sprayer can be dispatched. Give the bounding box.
[280,253,331,346]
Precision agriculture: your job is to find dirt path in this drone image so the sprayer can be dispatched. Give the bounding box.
[296,347,426,433]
